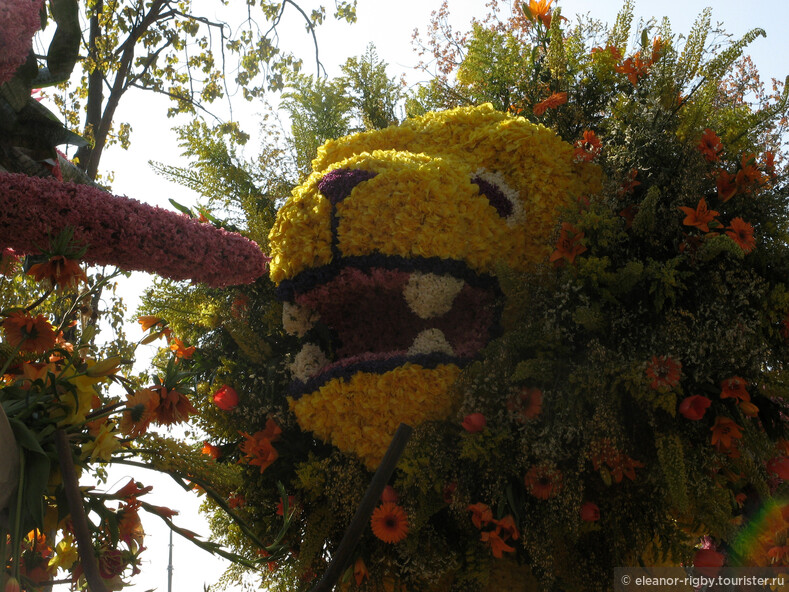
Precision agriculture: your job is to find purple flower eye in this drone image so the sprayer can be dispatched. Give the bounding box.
[318,168,378,205]
[471,173,515,219]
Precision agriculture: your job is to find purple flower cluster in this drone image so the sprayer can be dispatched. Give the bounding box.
[0,0,45,84]
[0,172,269,287]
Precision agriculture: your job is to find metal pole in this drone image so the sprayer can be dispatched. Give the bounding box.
[167,528,174,592]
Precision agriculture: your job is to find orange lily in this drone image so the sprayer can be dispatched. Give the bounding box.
[678,197,719,233]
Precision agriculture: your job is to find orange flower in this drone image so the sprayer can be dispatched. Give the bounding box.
[645,355,682,390]
[118,502,145,550]
[137,315,164,331]
[735,153,765,190]
[524,464,562,499]
[697,128,722,162]
[2,312,57,353]
[609,454,645,483]
[573,130,602,162]
[354,557,369,586]
[493,515,520,541]
[227,492,245,508]
[710,416,743,452]
[726,217,756,253]
[467,502,493,529]
[480,526,516,558]
[370,502,409,543]
[112,479,153,500]
[27,255,88,290]
[533,91,567,116]
[716,169,738,202]
[618,168,641,196]
[120,388,160,437]
[524,0,555,28]
[720,376,750,402]
[591,45,623,62]
[169,337,196,359]
[550,222,586,267]
[507,386,543,422]
[240,418,282,473]
[615,52,650,85]
[678,197,719,233]
[153,386,197,425]
[201,442,221,459]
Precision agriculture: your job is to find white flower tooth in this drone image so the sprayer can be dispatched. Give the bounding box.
[403,272,465,319]
[282,301,319,337]
[407,328,455,357]
[290,343,328,382]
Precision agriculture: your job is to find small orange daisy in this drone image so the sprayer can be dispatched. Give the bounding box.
[2,312,58,353]
[726,217,756,253]
[371,502,409,543]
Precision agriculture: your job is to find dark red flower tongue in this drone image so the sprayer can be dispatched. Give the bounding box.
[293,266,497,365]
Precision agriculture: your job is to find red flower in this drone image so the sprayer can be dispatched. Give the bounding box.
[725,217,756,253]
[370,502,409,543]
[213,385,239,411]
[98,548,125,579]
[462,412,487,433]
[678,395,711,420]
[480,527,516,558]
[113,479,153,500]
[580,502,600,522]
[524,464,563,499]
[678,197,719,233]
[506,386,543,422]
[694,548,725,577]
[767,457,789,480]
[550,222,587,266]
[276,495,296,516]
[27,255,88,290]
[467,502,493,529]
[710,416,743,452]
[533,91,568,116]
[645,355,682,390]
[715,169,738,202]
[720,376,750,402]
[573,130,602,162]
[697,129,722,162]
[381,485,399,504]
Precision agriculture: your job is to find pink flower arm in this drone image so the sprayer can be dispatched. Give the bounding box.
[0,172,269,287]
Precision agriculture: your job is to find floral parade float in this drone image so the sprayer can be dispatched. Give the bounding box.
[6,1,789,592]
[154,4,789,592]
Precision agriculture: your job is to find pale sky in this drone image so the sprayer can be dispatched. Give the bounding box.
[90,1,789,591]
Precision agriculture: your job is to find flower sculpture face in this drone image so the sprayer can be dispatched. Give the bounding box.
[268,104,600,467]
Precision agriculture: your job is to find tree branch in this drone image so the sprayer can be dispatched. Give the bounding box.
[55,429,109,592]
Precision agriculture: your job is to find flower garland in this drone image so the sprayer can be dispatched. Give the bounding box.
[0,172,268,287]
[0,0,44,84]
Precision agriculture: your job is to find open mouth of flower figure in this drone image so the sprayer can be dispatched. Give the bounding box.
[278,258,502,398]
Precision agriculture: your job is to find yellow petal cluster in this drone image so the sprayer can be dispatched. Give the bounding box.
[268,103,601,284]
[289,364,461,468]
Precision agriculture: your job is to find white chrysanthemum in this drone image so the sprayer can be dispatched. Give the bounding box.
[474,168,526,227]
[403,272,465,319]
[282,301,319,337]
[407,328,455,357]
[290,343,328,382]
